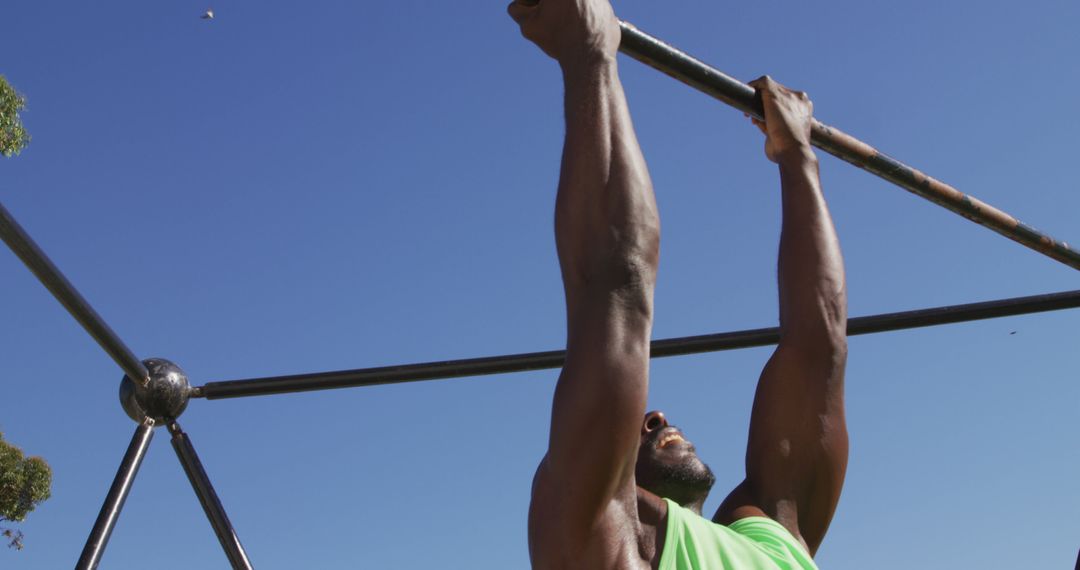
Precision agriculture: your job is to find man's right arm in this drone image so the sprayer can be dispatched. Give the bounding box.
[508,0,660,560]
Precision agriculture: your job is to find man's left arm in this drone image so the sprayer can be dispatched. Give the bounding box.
[713,77,848,556]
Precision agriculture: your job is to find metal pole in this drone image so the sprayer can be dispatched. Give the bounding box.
[168,422,254,570]
[75,419,155,570]
[194,289,1080,400]
[617,22,1080,271]
[0,201,150,385]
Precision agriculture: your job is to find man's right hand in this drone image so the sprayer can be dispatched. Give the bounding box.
[507,0,620,71]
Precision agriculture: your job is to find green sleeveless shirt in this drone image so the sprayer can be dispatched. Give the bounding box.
[659,498,819,570]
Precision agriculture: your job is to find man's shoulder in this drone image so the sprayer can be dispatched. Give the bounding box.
[527,467,658,569]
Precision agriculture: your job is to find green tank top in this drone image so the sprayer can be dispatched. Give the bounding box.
[658,498,819,570]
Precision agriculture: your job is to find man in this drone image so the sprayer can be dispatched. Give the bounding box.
[509,1,847,569]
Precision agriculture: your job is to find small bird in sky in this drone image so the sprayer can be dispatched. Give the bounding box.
[201,9,214,20]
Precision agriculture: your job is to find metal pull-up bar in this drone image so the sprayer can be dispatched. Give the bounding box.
[194,289,1080,400]
[616,22,1080,271]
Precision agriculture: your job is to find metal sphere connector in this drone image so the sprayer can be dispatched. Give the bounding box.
[119,358,191,424]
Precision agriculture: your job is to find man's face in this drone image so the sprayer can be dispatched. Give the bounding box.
[635,410,716,504]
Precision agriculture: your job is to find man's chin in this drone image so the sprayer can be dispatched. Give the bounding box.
[639,457,716,502]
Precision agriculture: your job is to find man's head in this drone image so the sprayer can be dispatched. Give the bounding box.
[635,410,716,510]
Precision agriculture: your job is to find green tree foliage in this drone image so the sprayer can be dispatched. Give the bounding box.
[0,432,52,550]
[0,75,31,157]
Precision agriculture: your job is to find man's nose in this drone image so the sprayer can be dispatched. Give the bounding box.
[642,410,668,435]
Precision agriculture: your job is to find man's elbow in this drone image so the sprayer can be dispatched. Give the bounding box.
[565,224,659,296]
[605,240,658,297]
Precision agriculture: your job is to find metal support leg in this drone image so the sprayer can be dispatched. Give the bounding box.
[75,419,155,570]
[168,421,254,570]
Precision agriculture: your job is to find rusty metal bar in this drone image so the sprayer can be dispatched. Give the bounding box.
[617,21,1080,271]
[0,201,150,385]
[194,289,1080,400]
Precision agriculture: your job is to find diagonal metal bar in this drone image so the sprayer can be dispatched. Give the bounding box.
[617,22,1080,271]
[168,421,254,570]
[194,289,1080,400]
[75,419,155,570]
[0,201,149,385]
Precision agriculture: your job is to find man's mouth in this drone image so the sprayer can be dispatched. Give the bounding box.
[658,432,686,449]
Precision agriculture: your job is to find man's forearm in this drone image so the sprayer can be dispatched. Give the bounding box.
[554,59,659,295]
[776,150,846,349]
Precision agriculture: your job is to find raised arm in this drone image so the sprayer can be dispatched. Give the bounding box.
[713,77,848,555]
[508,0,660,560]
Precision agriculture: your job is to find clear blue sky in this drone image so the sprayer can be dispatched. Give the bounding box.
[3,1,1078,568]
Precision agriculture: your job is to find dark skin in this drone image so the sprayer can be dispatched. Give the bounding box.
[510,1,847,568]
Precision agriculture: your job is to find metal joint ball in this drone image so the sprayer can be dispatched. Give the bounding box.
[119,358,191,425]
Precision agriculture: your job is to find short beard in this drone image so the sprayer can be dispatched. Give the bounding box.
[642,458,716,508]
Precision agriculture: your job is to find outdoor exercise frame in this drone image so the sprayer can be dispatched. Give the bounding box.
[1,21,1078,570]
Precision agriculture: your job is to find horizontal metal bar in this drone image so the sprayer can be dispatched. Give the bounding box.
[0,201,150,385]
[194,289,1080,400]
[169,422,254,570]
[75,419,155,570]
[617,22,1080,271]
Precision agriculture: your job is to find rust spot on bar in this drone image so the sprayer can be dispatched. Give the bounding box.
[803,111,1080,267]
[1015,222,1056,253]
